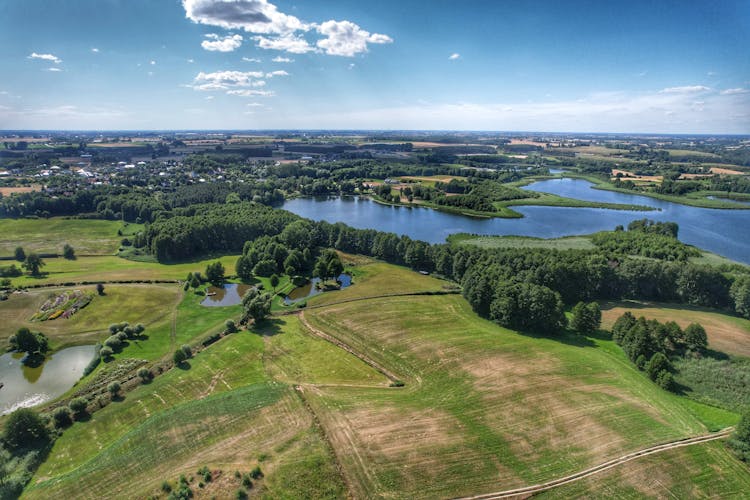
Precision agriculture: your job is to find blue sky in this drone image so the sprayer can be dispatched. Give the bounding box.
[0,0,748,133]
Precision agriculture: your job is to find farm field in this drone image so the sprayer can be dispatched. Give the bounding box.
[3,258,748,498]
[0,218,133,256]
[601,300,750,358]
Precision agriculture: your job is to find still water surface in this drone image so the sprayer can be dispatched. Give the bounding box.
[282,179,750,264]
[0,345,96,414]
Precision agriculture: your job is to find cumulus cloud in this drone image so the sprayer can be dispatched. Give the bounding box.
[721,88,748,95]
[182,0,392,56]
[449,53,460,60]
[315,20,392,57]
[659,85,711,94]
[182,0,307,34]
[201,33,243,52]
[254,34,316,53]
[242,57,261,62]
[272,56,293,62]
[150,60,157,65]
[45,67,63,72]
[265,70,288,77]
[29,52,61,64]
[91,47,100,53]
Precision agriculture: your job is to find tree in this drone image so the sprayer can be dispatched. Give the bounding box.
[242,288,271,324]
[313,250,343,282]
[62,244,76,260]
[570,301,602,334]
[205,261,225,284]
[173,348,188,366]
[52,407,73,428]
[9,328,48,356]
[137,367,151,382]
[2,408,49,449]
[269,274,279,292]
[645,352,671,381]
[96,283,105,295]
[684,323,708,351]
[69,397,88,418]
[180,344,192,359]
[22,253,45,276]
[225,319,238,333]
[99,345,114,359]
[655,369,674,391]
[730,276,750,319]
[729,409,750,461]
[107,381,121,397]
[14,246,25,262]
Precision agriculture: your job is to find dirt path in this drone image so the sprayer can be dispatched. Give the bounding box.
[298,311,402,384]
[455,429,733,500]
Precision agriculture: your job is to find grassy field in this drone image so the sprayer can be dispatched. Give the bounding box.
[10,258,750,498]
[537,440,750,498]
[0,284,180,349]
[25,319,351,499]
[601,300,750,358]
[299,285,738,498]
[8,254,240,287]
[448,233,596,250]
[0,218,136,256]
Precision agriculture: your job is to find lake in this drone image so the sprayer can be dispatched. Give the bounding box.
[0,345,97,415]
[282,179,750,264]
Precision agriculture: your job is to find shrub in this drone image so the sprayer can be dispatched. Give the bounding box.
[173,348,188,365]
[181,344,192,359]
[656,370,674,391]
[161,481,172,493]
[241,474,252,488]
[225,319,238,333]
[69,397,88,417]
[635,354,647,370]
[99,345,114,359]
[729,410,750,462]
[236,489,248,500]
[249,466,263,479]
[107,381,121,396]
[52,407,73,428]
[138,367,151,382]
[645,352,671,381]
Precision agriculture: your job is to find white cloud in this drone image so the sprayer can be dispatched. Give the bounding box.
[721,88,748,95]
[150,60,157,65]
[246,102,263,107]
[182,0,308,35]
[243,57,262,62]
[29,52,61,64]
[226,89,274,97]
[45,67,63,72]
[188,58,195,63]
[449,53,460,60]
[205,95,215,100]
[265,70,288,77]
[272,56,293,62]
[659,85,711,94]
[201,33,243,52]
[192,69,265,90]
[315,20,392,57]
[91,48,99,53]
[255,34,316,53]
[348,63,355,70]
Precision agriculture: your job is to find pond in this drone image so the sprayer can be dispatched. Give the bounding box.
[283,274,352,305]
[0,345,97,415]
[201,283,251,307]
[282,181,750,264]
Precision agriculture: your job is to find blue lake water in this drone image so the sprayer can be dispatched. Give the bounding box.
[282,179,750,264]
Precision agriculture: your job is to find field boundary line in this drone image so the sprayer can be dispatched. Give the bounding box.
[298,311,402,385]
[455,429,733,500]
[292,384,355,500]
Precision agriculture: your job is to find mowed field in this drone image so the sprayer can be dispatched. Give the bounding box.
[0,218,132,256]
[8,254,239,287]
[8,260,750,498]
[601,301,750,358]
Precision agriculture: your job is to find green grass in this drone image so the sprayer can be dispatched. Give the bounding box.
[673,356,750,413]
[9,254,240,287]
[448,233,596,250]
[501,191,655,212]
[260,315,388,386]
[0,218,138,257]
[536,440,750,499]
[302,293,714,498]
[0,284,180,349]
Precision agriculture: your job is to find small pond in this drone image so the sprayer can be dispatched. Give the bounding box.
[201,283,251,307]
[283,274,352,305]
[0,345,97,415]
